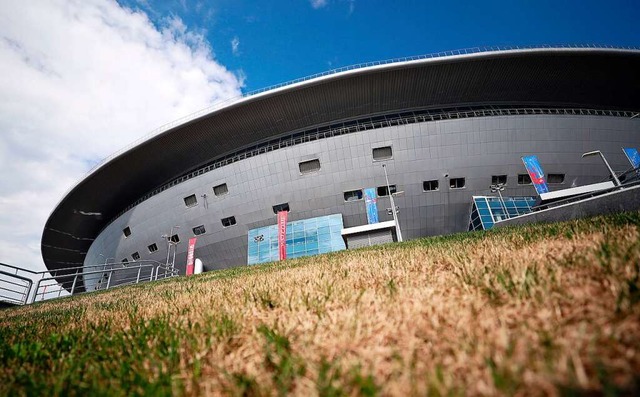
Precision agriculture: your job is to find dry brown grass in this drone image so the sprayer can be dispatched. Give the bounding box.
[1,213,640,396]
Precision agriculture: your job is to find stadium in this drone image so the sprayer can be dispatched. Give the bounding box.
[41,46,640,289]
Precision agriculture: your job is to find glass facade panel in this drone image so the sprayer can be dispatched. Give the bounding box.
[247,214,346,265]
[469,196,537,231]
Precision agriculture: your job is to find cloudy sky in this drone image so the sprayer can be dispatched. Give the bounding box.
[1,0,638,272]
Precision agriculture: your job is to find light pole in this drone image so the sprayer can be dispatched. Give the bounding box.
[162,226,180,271]
[489,183,509,219]
[382,164,403,242]
[582,150,621,186]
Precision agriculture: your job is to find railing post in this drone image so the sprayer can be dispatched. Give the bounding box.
[21,280,32,305]
[106,270,113,289]
[70,274,78,295]
[136,266,142,284]
[32,279,42,304]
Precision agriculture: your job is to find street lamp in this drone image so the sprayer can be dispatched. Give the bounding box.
[162,225,180,270]
[382,164,403,242]
[582,150,621,186]
[489,183,509,219]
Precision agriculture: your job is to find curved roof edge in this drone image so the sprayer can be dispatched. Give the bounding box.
[53,45,640,213]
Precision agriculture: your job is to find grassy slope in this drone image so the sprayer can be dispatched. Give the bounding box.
[1,213,640,396]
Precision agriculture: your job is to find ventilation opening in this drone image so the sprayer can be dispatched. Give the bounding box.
[449,177,465,189]
[518,174,532,185]
[148,243,158,253]
[221,216,237,227]
[547,173,565,184]
[183,194,198,207]
[170,234,180,243]
[272,203,290,214]
[193,225,206,236]
[299,159,321,174]
[423,180,439,192]
[344,189,363,202]
[372,146,393,161]
[213,183,228,196]
[491,175,507,185]
[377,185,397,197]
[131,252,140,261]
[123,227,131,238]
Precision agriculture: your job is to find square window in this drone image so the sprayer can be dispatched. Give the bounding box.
[372,146,393,160]
[213,183,228,196]
[518,174,532,185]
[121,258,129,264]
[491,175,507,185]
[221,216,236,227]
[148,243,158,253]
[273,203,290,214]
[343,189,363,202]
[377,184,397,197]
[450,177,465,189]
[170,234,180,243]
[423,180,439,191]
[299,159,321,174]
[123,226,131,238]
[193,225,206,236]
[131,252,140,261]
[547,173,565,184]
[183,194,197,207]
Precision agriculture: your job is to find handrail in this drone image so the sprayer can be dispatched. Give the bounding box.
[0,260,180,305]
[48,44,640,218]
[0,270,33,305]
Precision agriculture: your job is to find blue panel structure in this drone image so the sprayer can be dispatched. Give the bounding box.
[468,196,537,231]
[247,214,346,265]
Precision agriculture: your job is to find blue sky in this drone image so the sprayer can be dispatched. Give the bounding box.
[122,0,640,92]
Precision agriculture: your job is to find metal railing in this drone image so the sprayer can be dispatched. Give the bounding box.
[49,44,640,219]
[0,260,179,306]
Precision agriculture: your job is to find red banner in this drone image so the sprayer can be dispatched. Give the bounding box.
[277,210,288,260]
[186,237,197,275]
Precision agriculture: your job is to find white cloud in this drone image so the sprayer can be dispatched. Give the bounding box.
[310,0,328,9]
[231,36,240,56]
[0,0,243,272]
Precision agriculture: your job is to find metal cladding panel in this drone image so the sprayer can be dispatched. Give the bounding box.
[79,114,640,276]
[42,48,640,275]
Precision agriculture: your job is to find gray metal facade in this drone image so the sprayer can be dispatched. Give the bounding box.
[83,114,640,272]
[41,47,640,282]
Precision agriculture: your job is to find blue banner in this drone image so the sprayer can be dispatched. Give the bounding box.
[521,155,549,195]
[364,188,379,224]
[623,147,640,169]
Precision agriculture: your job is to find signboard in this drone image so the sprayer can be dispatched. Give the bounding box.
[521,155,549,195]
[277,210,288,260]
[364,188,379,224]
[186,237,197,275]
[623,147,640,169]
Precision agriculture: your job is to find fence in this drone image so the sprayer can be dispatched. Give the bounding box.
[0,260,179,306]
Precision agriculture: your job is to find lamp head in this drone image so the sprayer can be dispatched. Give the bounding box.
[582,150,600,158]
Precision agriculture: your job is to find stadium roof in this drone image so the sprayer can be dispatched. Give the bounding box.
[42,46,640,273]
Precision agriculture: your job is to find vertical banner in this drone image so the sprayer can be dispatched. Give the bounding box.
[623,147,640,169]
[277,210,288,260]
[186,237,197,275]
[521,155,549,195]
[364,188,379,224]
